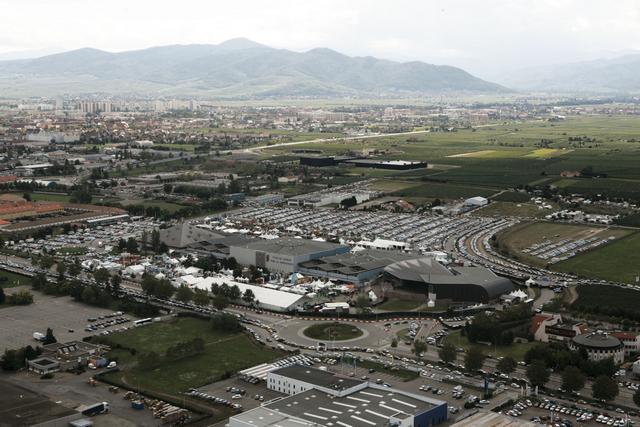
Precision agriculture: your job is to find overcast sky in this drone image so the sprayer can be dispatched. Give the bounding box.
[1,0,639,78]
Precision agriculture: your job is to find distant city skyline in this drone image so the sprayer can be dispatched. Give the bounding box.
[1,0,639,78]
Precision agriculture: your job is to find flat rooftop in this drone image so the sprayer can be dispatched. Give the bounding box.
[271,365,363,391]
[233,236,348,256]
[263,387,439,427]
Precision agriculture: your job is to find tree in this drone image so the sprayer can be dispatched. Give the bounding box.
[175,284,194,303]
[93,268,110,285]
[55,262,67,277]
[126,237,139,253]
[192,289,210,306]
[413,339,427,357]
[634,387,640,408]
[391,338,398,348]
[151,229,161,253]
[526,359,550,388]
[354,294,370,314]
[69,258,82,276]
[438,342,457,364]
[464,347,485,371]
[592,375,619,401]
[43,328,57,345]
[212,294,228,310]
[110,275,122,296]
[242,289,255,304]
[497,356,517,375]
[229,285,241,301]
[561,366,586,393]
[0,286,5,305]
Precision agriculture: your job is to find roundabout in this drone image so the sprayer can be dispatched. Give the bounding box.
[302,322,364,341]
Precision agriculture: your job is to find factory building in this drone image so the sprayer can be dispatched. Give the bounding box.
[230,365,448,427]
[384,257,514,303]
[229,237,350,273]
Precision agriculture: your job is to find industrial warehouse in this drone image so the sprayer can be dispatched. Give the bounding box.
[298,155,428,170]
[229,365,448,427]
[383,257,514,303]
[297,249,416,286]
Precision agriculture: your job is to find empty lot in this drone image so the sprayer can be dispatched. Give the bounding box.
[0,287,134,350]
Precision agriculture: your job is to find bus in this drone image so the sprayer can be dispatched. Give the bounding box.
[133,318,153,327]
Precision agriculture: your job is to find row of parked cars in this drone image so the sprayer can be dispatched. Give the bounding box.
[185,389,242,410]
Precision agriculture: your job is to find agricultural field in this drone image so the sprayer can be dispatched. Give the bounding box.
[497,222,640,280]
[554,232,640,283]
[263,115,640,199]
[572,284,640,321]
[99,317,284,395]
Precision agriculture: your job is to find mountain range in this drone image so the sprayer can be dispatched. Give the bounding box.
[499,53,640,94]
[0,38,506,98]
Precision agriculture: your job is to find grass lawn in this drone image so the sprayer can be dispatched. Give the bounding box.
[0,270,33,288]
[444,330,536,361]
[473,201,554,219]
[99,317,284,394]
[122,199,185,213]
[377,299,424,311]
[496,221,634,267]
[303,322,363,341]
[27,193,72,202]
[344,357,419,381]
[56,246,88,255]
[554,232,640,283]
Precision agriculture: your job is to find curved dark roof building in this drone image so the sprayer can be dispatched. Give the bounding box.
[383,257,514,303]
[570,331,624,363]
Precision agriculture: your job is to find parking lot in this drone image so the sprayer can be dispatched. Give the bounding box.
[196,376,285,412]
[501,397,640,426]
[0,288,138,350]
[224,206,489,251]
[5,217,160,256]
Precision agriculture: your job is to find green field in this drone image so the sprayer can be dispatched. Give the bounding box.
[495,221,634,268]
[473,201,553,218]
[56,246,88,255]
[377,299,425,311]
[444,330,536,361]
[123,199,186,213]
[100,317,284,394]
[28,193,72,202]
[572,284,640,321]
[554,232,640,283]
[303,322,363,341]
[0,270,32,288]
[263,116,640,199]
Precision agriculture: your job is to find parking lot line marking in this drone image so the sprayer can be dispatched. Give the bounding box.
[359,391,383,398]
[303,413,328,421]
[391,398,416,408]
[346,396,370,403]
[336,422,353,427]
[318,407,342,414]
[333,402,357,409]
[350,415,376,425]
[364,409,388,419]
[379,403,403,413]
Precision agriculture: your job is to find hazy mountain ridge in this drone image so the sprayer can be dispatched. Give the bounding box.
[0,38,506,97]
[499,54,640,93]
